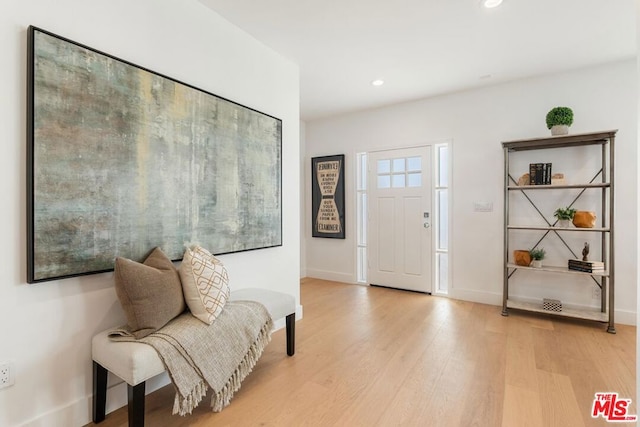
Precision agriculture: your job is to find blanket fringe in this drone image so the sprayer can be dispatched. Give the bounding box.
[210,318,273,412]
[173,380,208,416]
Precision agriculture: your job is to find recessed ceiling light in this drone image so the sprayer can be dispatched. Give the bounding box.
[482,0,503,8]
[371,79,384,87]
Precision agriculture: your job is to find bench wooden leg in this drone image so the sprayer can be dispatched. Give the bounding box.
[128,382,146,427]
[93,360,145,426]
[93,361,108,423]
[286,313,295,356]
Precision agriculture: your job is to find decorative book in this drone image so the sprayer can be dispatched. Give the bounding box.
[528,163,552,185]
[568,259,605,273]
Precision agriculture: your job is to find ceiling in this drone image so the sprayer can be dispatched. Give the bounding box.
[199,0,636,121]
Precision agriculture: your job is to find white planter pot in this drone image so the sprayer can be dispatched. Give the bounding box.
[551,125,569,136]
[531,260,542,268]
[557,219,572,227]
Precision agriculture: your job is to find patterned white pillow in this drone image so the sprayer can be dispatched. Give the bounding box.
[178,245,230,325]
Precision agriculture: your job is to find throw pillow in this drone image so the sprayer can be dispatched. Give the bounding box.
[114,247,185,339]
[178,245,230,325]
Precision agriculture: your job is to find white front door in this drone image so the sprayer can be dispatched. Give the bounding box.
[367,146,433,293]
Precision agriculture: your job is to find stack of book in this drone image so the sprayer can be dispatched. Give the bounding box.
[529,163,552,185]
[568,259,605,273]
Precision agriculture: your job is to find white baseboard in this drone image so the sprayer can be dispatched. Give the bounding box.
[448,288,502,306]
[19,373,170,427]
[612,309,637,326]
[19,396,90,427]
[305,269,355,284]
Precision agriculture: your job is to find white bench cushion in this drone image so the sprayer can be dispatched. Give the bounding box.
[93,330,164,386]
[229,288,295,321]
[92,288,295,386]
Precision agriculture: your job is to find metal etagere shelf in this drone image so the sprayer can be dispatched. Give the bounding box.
[501,130,617,333]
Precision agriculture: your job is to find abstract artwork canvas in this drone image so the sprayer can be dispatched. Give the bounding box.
[27,26,282,283]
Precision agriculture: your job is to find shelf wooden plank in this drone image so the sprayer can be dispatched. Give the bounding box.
[506,299,608,322]
[502,130,617,151]
[506,263,609,277]
[507,225,609,232]
[507,183,610,190]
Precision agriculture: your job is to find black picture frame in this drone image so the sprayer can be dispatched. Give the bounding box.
[27,26,282,283]
[311,154,345,239]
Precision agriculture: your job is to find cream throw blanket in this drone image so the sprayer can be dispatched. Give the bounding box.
[109,300,273,415]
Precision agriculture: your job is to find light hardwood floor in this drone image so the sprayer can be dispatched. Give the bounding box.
[87,278,636,427]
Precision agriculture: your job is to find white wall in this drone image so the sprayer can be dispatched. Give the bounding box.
[300,121,308,278]
[636,0,640,410]
[0,1,300,426]
[305,60,637,324]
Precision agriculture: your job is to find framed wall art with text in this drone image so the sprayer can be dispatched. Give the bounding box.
[311,154,345,239]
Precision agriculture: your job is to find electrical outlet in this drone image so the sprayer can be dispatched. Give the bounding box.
[593,286,602,300]
[0,362,15,389]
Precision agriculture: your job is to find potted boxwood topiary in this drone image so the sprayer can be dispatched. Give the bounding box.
[529,247,545,268]
[554,207,576,227]
[546,106,573,136]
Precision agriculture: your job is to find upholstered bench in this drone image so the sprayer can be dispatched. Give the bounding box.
[92,288,296,426]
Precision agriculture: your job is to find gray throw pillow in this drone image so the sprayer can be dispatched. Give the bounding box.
[114,247,185,339]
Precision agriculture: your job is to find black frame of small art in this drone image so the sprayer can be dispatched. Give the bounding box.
[311,154,345,239]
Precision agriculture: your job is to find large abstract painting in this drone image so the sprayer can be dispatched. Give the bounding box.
[27,26,282,283]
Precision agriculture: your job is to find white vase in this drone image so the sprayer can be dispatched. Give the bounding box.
[531,260,542,268]
[557,219,572,227]
[551,125,569,136]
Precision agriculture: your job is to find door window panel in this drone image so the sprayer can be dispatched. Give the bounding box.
[392,174,405,188]
[377,159,390,174]
[377,156,423,189]
[393,158,405,172]
[407,156,421,171]
[408,172,422,187]
[377,175,391,189]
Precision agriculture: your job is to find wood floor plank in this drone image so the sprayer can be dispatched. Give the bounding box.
[455,308,507,427]
[502,385,544,427]
[85,279,636,427]
[537,369,585,427]
[505,316,538,390]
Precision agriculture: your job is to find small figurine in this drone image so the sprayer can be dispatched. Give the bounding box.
[582,242,590,261]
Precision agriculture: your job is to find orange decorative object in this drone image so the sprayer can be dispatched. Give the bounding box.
[513,250,532,266]
[572,211,597,228]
